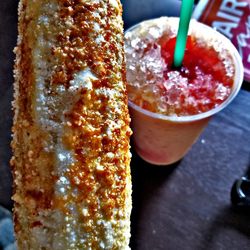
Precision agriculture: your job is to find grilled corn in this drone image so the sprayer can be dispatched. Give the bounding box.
[11,0,132,249]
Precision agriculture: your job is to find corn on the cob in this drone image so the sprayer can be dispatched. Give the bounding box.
[11,0,132,249]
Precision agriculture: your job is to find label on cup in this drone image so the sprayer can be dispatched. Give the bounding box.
[193,0,250,82]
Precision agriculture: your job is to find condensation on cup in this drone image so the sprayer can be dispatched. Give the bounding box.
[125,17,244,166]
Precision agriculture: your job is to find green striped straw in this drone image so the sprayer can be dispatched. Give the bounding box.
[173,0,195,68]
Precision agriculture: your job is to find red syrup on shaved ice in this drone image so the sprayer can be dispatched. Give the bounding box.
[125,18,235,117]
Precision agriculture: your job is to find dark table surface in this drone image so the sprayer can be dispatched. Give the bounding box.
[1,1,250,249]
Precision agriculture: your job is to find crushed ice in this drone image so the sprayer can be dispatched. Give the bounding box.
[125,21,234,116]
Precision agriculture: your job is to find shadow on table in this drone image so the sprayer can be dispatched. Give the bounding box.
[200,206,250,250]
[129,148,180,249]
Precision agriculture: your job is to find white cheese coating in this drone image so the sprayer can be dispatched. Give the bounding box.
[29,1,131,249]
[109,0,119,9]
[69,68,97,91]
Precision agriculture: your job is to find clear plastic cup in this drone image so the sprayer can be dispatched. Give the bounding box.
[126,17,244,165]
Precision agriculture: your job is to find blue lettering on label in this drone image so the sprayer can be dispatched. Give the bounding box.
[236,16,250,59]
[221,0,248,17]
[213,21,238,38]
[212,0,248,38]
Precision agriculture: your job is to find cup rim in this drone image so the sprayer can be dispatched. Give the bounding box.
[126,17,244,123]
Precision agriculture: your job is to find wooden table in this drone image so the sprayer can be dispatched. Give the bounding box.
[1,1,250,249]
